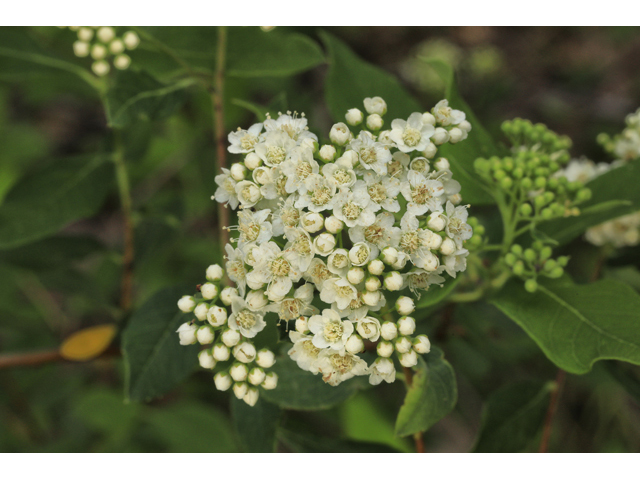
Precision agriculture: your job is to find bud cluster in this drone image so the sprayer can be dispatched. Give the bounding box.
[179,97,475,405]
[504,242,568,292]
[59,26,140,77]
[175,264,278,407]
[597,107,640,162]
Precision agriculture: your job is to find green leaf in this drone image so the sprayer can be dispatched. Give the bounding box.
[261,355,366,410]
[422,57,500,205]
[320,31,422,123]
[104,69,193,128]
[541,161,640,244]
[279,429,400,453]
[415,275,461,310]
[145,400,237,453]
[231,397,282,453]
[228,28,324,77]
[0,155,113,250]
[122,285,199,402]
[492,278,640,374]
[0,235,104,271]
[395,346,457,436]
[473,380,553,452]
[231,98,268,122]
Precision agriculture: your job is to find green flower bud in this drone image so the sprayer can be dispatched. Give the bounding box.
[513,261,525,276]
[576,188,592,202]
[534,177,547,189]
[520,203,533,217]
[548,266,564,278]
[512,167,524,179]
[540,246,552,261]
[543,259,557,272]
[505,253,517,266]
[521,178,533,190]
[557,256,569,267]
[524,278,538,293]
[541,208,554,220]
[500,177,513,190]
[494,169,507,181]
[511,244,523,256]
[524,248,537,262]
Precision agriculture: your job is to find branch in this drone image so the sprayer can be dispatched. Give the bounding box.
[0,346,120,370]
[539,369,566,453]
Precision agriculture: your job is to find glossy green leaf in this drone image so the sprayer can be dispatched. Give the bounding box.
[422,57,499,205]
[492,278,640,374]
[104,69,193,128]
[145,401,237,453]
[473,380,553,452]
[415,275,461,310]
[395,346,457,436]
[122,285,199,402]
[261,355,367,410]
[231,397,282,453]
[0,155,113,250]
[541,161,640,244]
[228,28,324,77]
[321,31,422,123]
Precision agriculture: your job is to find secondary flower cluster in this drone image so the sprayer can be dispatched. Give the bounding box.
[60,26,140,77]
[598,107,640,162]
[178,96,475,405]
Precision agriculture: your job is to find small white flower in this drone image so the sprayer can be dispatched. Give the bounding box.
[177,295,196,313]
[91,43,107,60]
[97,26,115,43]
[230,162,247,181]
[288,331,321,373]
[228,123,264,154]
[401,170,445,216]
[214,372,232,391]
[362,289,381,306]
[347,267,365,285]
[176,322,197,345]
[349,131,392,176]
[432,127,450,145]
[296,174,338,213]
[228,296,266,338]
[369,357,396,385]
[395,336,413,354]
[330,122,351,146]
[356,316,381,341]
[319,144,337,162]
[224,244,247,296]
[396,297,415,316]
[301,212,324,233]
[390,112,435,153]
[214,168,239,209]
[255,130,296,167]
[220,287,238,306]
[308,309,354,350]
[368,259,385,276]
[322,155,358,190]
[346,108,364,126]
[296,317,309,333]
[233,382,248,400]
[313,232,336,256]
[398,350,418,368]
[197,325,215,345]
[349,212,400,259]
[265,283,318,321]
[235,180,263,208]
[244,152,262,170]
[427,211,447,232]
[381,246,399,265]
[316,350,368,386]
[324,215,344,234]
[320,277,358,311]
[332,183,377,228]
[422,141,437,159]
[281,146,320,194]
[445,201,473,248]
[123,31,140,50]
[327,248,351,276]
[432,99,465,126]
[248,367,266,386]
[443,248,469,278]
[349,242,371,266]
[413,335,431,354]
[365,276,381,292]
[345,334,364,354]
[361,171,401,213]
[256,349,276,368]
[73,41,90,57]
[364,97,387,115]
[440,237,457,256]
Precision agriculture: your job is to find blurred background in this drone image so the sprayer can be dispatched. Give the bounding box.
[1,26,640,453]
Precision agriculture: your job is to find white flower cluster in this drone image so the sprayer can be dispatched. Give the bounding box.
[60,26,140,77]
[559,158,640,247]
[175,264,278,407]
[179,97,474,404]
[600,108,640,162]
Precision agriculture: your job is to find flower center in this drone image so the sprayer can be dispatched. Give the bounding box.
[236,309,256,330]
[224,178,236,194]
[310,263,331,283]
[364,225,384,244]
[352,245,369,264]
[270,257,291,277]
[368,183,387,203]
[360,147,377,165]
[331,253,349,269]
[311,186,331,206]
[282,207,300,227]
[293,236,312,256]
[400,231,421,254]
[279,298,301,320]
[323,320,344,342]
[275,175,288,196]
[266,145,286,165]
[296,162,313,179]
[239,222,260,242]
[336,285,354,298]
[402,128,421,147]
[330,353,354,373]
[228,260,246,280]
[303,339,320,356]
[333,169,351,185]
[411,185,432,205]
[411,158,428,173]
[241,134,258,150]
[342,201,362,221]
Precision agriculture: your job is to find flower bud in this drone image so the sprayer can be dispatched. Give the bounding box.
[194,302,209,321]
[235,181,262,205]
[362,290,381,306]
[212,344,230,362]
[346,108,364,126]
[248,367,266,386]
[324,216,344,234]
[114,54,131,70]
[244,386,260,406]
[230,363,249,382]
[440,237,457,256]
[399,350,418,368]
[422,141,437,159]
[347,267,365,285]
[313,233,336,256]
[91,43,107,60]
[220,287,238,306]
[207,306,228,327]
[366,114,384,131]
[364,96,387,115]
[449,128,465,144]
[368,259,385,276]
[177,295,196,313]
[91,60,110,77]
[198,350,216,369]
[197,325,215,345]
[421,250,440,272]
[97,27,115,43]
[262,372,278,390]
[413,335,431,354]
[330,122,351,146]
[384,271,403,291]
[433,127,450,145]
[256,349,276,369]
[349,243,371,266]
[381,247,399,265]
[395,336,413,354]
[123,31,140,50]
[246,289,268,311]
[459,120,472,133]
[295,316,309,333]
[244,152,262,170]
[233,342,257,363]
[381,321,398,341]
[73,41,90,57]
[109,39,125,54]
[434,157,450,171]
[176,322,197,345]
[302,212,324,233]
[214,372,232,391]
[345,334,365,354]
[341,150,359,167]
[77,27,94,42]
[319,144,337,162]
[422,112,436,126]
[201,282,219,300]
[398,316,416,336]
[365,276,381,292]
[357,316,381,341]
[427,212,446,232]
[391,256,407,270]
[396,297,415,316]
[206,264,224,282]
[233,382,248,400]
[221,328,241,347]
[377,340,394,357]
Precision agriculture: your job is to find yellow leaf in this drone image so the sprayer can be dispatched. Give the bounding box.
[60,324,117,361]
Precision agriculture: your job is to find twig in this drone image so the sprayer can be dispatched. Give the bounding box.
[403,366,426,453]
[539,369,566,453]
[0,346,121,370]
[212,26,230,254]
[113,130,135,312]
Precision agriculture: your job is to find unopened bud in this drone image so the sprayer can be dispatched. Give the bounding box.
[214,372,232,391]
[197,325,215,345]
[178,295,196,313]
[201,283,219,300]
[346,108,364,126]
[396,297,415,316]
[256,349,276,369]
[221,328,241,347]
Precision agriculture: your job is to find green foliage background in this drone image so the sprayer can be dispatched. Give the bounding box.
[1,26,640,453]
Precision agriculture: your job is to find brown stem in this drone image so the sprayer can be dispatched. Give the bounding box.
[0,346,121,370]
[539,369,567,453]
[213,26,230,252]
[403,366,426,453]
